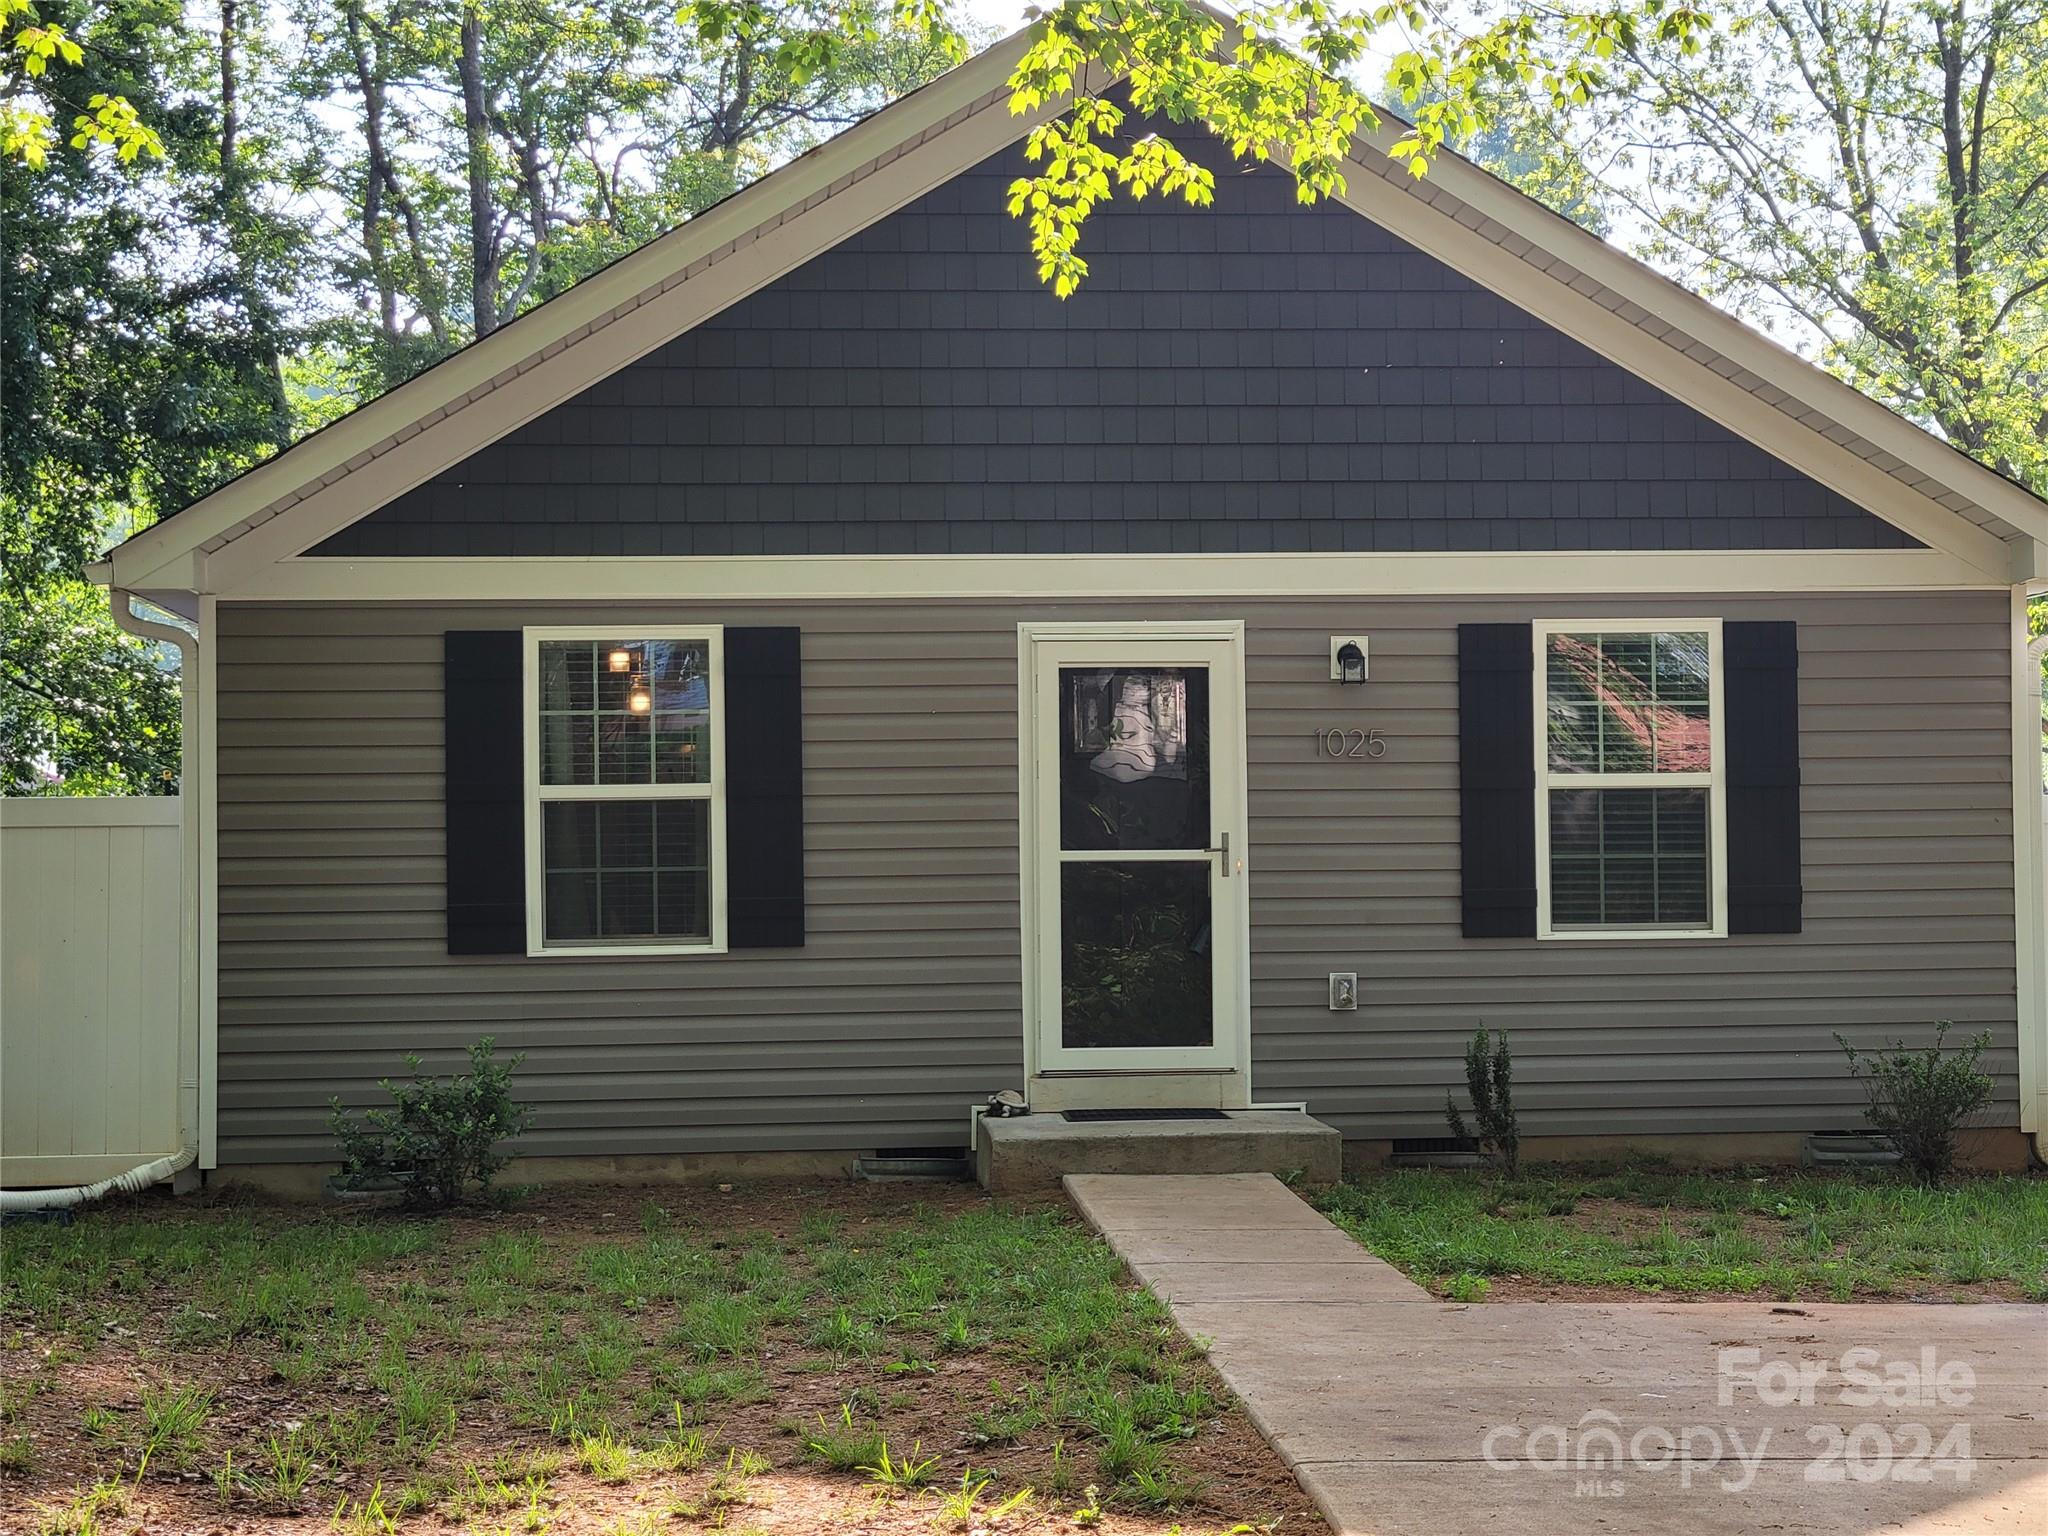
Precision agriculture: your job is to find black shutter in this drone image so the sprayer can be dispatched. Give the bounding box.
[444,630,526,955]
[725,627,805,948]
[1459,623,1537,938]
[1725,620,1802,934]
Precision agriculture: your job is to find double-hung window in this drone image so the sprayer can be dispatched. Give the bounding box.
[1535,620,1725,939]
[522,628,727,955]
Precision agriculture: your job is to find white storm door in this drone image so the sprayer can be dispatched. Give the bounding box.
[1025,626,1248,1077]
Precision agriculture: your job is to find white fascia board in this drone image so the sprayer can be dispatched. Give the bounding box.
[1338,132,2048,561]
[231,548,1998,603]
[106,28,1043,594]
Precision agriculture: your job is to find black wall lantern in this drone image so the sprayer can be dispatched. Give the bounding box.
[1329,636,1369,684]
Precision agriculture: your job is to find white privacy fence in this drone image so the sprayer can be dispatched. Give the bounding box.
[0,798,188,1187]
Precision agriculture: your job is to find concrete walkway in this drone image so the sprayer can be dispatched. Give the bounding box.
[1067,1173,2048,1535]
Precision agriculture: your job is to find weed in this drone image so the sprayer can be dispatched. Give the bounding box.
[311,1406,385,1468]
[395,1468,458,1514]
[986,1485,1035,1522]
[1070,1484,1104,1526]
[136,1382,212,1476]
[930,1468,1031,1525]
[1122,1462,1201,1508]
[79,1404,116,1445]
[1443,1272,1491,1302]
[656,1361,766,1410]
[34,1479,129,1536]
[672,1293,764,1360]
[211,1449,240,1506]
[330,1479,399,1535]
[649,1403,708,1472]
[707,1446,769,1506]
[860,1438,940,1489]
[1045,1436,1075,1496]
[932,1468,994,1523]
[0,1434,32,1476]
[1445,1025,1519,1175]
[801,1403,884,1472]
[575,1427,635,1483]
[808,1306,882,1357]
[390,1368,457,1456]
[259,1428,316,1508]
[1091,1413,1161,1483]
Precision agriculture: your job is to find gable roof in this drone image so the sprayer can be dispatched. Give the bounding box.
[100,23,2048,596]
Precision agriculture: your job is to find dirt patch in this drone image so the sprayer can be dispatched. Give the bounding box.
[0,1180,1326,1536]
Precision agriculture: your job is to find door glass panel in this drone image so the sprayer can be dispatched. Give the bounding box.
[1060,861,1214,1049]
[1058,668,1210,850]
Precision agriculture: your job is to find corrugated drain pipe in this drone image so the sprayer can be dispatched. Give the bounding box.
[0,591,202,1211]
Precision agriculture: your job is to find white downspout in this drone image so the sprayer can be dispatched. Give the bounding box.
[0,592,203,1208]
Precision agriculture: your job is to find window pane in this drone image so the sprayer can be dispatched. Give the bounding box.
[541,798,711,945]
[539,637,711,788]
[597,712,651,784]
[1548,787,1710,928]
[540,642,595,711]
[1058,668,1211,851]
[1060,860,1214,1049]
[1547,630,1711,775]
[538,713,593,785]
[655,712,711,785]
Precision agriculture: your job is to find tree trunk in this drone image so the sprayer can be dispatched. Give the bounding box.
[459,3,500,335]
[218,0,292,445]
[345,0,449,370]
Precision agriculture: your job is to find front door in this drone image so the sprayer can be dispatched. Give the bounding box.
[1020,623,1250,1104]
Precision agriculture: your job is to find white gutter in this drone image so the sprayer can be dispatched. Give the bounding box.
[1,593,205,1208]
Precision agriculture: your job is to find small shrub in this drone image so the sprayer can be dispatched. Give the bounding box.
[1836,1022,1994,1183]
[329,1037,531,1209]
[1445,1026,1520,1175]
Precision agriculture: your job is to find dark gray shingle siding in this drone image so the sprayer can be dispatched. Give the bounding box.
[316,136,1914,557]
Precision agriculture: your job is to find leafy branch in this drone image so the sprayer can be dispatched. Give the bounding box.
[4,0,163,165]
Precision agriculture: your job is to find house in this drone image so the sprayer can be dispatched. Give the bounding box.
[94,28,2048,1185]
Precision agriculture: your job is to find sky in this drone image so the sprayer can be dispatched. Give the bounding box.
[959,0,1033,32]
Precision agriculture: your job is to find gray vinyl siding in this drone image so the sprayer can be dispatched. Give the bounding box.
[313,125,1913,561]
[213,591,2018,1162]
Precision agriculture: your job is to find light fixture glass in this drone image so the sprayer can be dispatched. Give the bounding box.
[628,688,652,714]
[608,647,635,673]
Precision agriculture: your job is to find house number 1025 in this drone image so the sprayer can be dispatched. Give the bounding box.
[1317,727,1386,759]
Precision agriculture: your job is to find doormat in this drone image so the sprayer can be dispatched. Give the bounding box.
[1061,1108,1231,1122]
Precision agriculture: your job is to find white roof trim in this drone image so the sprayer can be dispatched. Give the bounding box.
[105,25,2046,595]
[231,549,1999,602]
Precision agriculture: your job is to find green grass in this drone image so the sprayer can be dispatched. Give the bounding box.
[0,1193,1224,1518]
[1316,1166,2048,1301]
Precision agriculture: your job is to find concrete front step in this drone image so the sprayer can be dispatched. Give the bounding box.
[974,1108,1340,1194]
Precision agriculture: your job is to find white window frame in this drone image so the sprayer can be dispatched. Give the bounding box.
[1533,618,1727,941]
[521,625,728,957]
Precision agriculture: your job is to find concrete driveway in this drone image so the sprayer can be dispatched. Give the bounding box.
[1068,1173,2048,1535]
